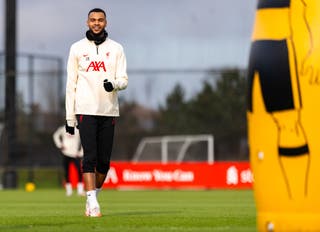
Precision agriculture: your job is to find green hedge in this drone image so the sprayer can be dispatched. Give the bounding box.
[1,167,64,189]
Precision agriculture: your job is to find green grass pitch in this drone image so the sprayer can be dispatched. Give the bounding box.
[0,189,256,232]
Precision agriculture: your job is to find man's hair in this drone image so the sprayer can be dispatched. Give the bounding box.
[88,8,106,17]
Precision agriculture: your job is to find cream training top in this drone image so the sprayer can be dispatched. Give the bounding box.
[65,37,128,127]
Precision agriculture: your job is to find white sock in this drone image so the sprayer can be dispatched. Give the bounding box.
[77,183,84,195]
[86,190,99,209]
[65,183,72,196]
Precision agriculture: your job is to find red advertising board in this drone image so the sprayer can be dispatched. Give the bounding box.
[93,161,253,189]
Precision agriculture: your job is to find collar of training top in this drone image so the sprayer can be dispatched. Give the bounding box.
[86,30,108,45]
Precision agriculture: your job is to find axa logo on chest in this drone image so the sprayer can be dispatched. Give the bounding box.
[86,61,106,72]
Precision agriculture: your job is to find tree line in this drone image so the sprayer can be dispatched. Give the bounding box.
[114,68,248,161]
[0,68,248,166]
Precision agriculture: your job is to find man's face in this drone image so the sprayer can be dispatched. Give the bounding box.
[87,12,107,34]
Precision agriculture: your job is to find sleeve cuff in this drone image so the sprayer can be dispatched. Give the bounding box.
[66,120,76,127]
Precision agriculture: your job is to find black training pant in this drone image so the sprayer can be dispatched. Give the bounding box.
[62,155,82,182]
[76,115,115,174]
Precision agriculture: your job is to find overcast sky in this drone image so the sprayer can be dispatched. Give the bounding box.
[0,0,257,108]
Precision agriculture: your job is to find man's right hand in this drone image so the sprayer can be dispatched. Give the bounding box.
[65,123,75,135]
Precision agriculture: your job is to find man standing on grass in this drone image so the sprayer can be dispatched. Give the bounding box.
[53,125,84,197]
[65,8,128,217]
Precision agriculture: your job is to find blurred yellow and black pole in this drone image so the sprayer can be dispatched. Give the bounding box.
[248,0,320,231]
[2,0,17,189]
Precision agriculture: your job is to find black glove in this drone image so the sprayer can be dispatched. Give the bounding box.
[104,79,114,92]
[65,123,74,135]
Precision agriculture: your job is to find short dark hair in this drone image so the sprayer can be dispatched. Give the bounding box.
[88,8,106,17]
